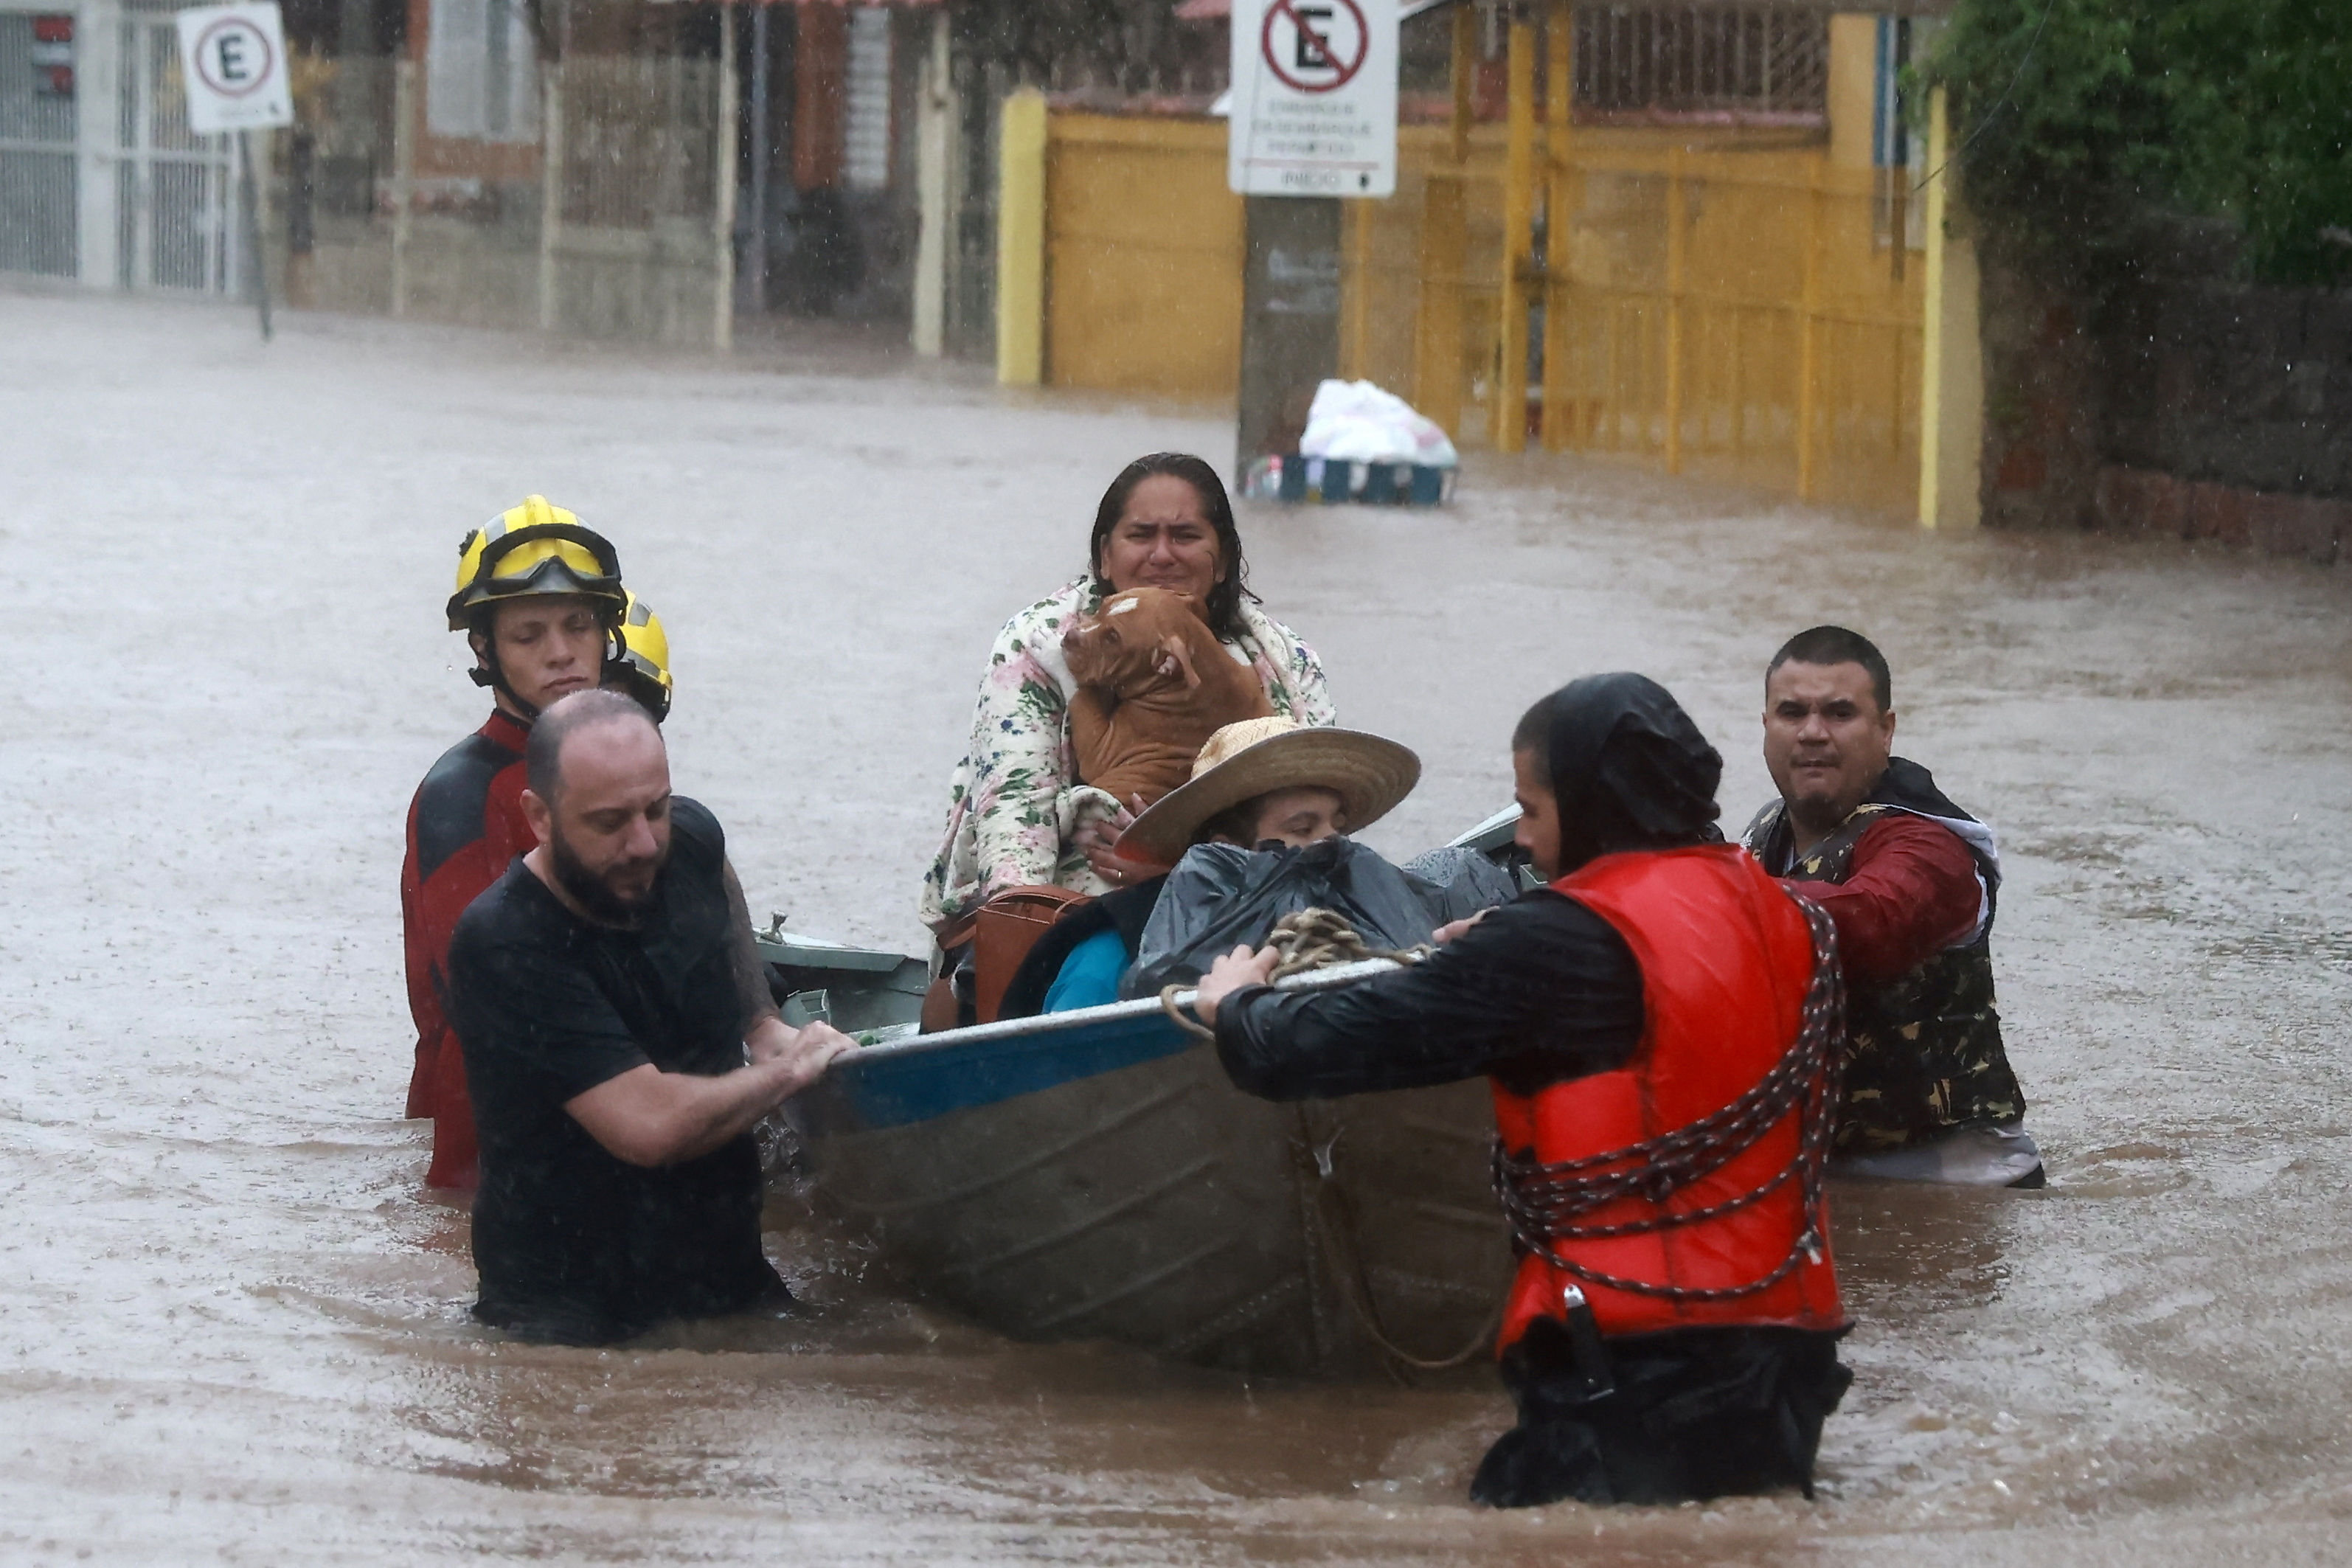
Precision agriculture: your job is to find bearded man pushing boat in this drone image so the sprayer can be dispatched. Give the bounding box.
[1191,674,1851,1508]
[447,690,858,1345]
[403,496,758,1192]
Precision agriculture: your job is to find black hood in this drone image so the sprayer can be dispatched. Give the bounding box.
[1535,673,1724,869]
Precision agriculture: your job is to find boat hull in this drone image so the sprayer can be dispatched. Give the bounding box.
[774,954,1511,1377]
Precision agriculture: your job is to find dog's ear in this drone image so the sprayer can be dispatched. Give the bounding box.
[1165,590,1210,624]
[1156,632,1203,690]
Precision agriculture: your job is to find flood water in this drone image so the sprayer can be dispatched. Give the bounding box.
[4,289,2349,1564]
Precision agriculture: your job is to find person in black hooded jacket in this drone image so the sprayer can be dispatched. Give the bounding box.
[1192,674,1853,1509]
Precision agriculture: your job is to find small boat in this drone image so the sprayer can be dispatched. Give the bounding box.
[760,818,1527,1378]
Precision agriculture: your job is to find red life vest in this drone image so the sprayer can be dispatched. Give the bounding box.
[1491,844,1846,1351]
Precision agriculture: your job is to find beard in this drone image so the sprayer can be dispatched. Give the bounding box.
[547,822,665,926]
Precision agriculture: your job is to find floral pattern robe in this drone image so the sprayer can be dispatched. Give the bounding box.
[919,575,1333,934]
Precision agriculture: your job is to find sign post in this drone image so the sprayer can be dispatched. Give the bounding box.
[1226,0,1398,484]
[175,2,294,340]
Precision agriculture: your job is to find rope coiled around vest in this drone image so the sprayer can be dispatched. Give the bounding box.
[1491,895,1846,1304]
[1158,907,1431,1041]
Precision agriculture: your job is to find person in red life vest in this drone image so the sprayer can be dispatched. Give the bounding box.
[403,497,634,1191]
[1744,625,2042,1187]
[1192,674,1851,1508]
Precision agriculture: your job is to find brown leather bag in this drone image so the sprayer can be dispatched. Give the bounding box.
[971,886,1093,1024]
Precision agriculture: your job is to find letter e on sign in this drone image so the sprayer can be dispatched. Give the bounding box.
[174,3,294,134]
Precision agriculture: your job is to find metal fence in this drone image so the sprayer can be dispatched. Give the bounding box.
[1344,126,1923,514]
[117,12,240,292]
[2,6,242,291]
[284,47,729,345]
[0,11,77,278]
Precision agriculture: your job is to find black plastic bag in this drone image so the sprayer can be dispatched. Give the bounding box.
[1123,836,1513,999]
[1401,844,1525,923]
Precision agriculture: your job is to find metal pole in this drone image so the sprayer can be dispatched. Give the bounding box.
[1413,4,1477,437]
[1541,0,1577,451]
[390,58,415,317]
[1664,145,1686,474]
[239,129,271,341]
[538,60,563,333]
[741,0,769,315]
[1796,162,1825,501]
[712,0,738,351]
[1494,13,1536,453]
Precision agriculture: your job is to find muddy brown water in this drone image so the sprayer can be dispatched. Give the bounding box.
[4,289,2350,1564]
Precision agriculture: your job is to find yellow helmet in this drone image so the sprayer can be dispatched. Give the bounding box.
[445,495,626,632]
[614,591,674,722]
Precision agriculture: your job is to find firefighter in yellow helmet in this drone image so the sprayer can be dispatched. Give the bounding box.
[403,496,630,1190]
[613,592,674,723]
[401,500,777,1200]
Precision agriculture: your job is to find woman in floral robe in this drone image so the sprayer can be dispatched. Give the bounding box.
[920,454,1333,935]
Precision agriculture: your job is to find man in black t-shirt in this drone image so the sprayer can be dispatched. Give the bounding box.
[448,689,854,1345]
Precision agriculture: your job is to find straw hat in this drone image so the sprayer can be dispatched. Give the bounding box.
[1114,717,1421,869]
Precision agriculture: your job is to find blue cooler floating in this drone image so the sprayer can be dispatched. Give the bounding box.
[1243,454,1455,507]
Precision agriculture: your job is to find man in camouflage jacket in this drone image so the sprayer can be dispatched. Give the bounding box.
[1743,626,2042,1187]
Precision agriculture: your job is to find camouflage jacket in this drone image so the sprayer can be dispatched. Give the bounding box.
[1743,759,2027,1154]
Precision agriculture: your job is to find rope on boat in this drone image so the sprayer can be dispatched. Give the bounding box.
[1157,910,1490,1370]
[1157,907,1431,1041]
[1491,895,1847,1303]
[1297,1111,1508,1373]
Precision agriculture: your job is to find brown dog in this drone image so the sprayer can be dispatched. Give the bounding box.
[1061,587,1274,808]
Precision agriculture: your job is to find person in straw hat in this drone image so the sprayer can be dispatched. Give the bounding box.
[1117,715,1419,870]
[996,716,1418,1017]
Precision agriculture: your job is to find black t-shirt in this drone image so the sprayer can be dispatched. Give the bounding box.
[448,796,785,1344]
[1213,887,1646,1100]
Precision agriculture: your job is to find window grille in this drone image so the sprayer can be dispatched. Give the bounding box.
[1573,5,1828,120]
[843,7,892,192]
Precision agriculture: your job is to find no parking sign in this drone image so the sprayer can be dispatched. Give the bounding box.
[174,2,294,135]
[1227,0,1397,198]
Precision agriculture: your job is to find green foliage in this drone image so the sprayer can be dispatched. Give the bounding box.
[1921,0,2352,286]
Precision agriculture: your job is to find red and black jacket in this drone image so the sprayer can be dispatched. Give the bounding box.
[400,708,533,1190]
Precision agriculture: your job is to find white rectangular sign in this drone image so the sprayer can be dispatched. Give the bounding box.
[175,3,294,134]
[1227,0,1398,198]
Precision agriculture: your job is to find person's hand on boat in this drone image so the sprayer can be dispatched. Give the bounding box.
[1432,909,1494,946]
[1191,944,1280,1027]
[1075,792,1150,886]
[746,1016,859,1092]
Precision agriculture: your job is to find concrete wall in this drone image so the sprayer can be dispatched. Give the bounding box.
[305,212,718,346]
[1977,228,2350,565]
[2103,280,2352,499]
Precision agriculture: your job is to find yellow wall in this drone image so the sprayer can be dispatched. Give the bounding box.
[1043,114,1243,403]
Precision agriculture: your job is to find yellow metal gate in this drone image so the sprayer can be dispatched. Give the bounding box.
[1007,5,1943,519]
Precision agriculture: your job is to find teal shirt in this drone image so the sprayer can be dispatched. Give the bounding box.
[1041,929,1128,1013]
